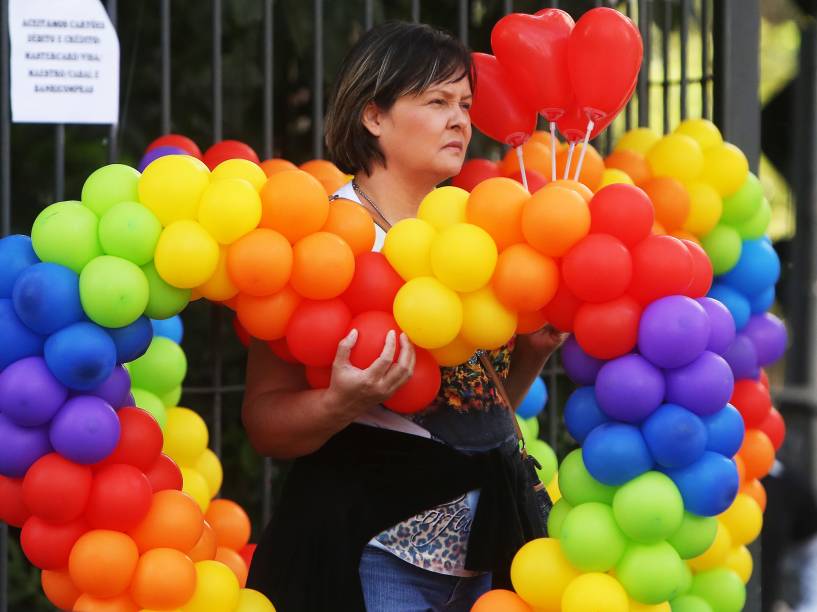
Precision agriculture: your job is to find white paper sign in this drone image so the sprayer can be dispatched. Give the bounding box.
[9,0,120,124]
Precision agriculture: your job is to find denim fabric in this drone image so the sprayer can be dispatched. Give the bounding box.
[359,545,492,611]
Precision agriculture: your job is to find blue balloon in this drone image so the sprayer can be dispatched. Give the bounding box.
[749,286,775,315]
[641,403,708,469]
[703,404,745,457]
[721,239,781,296]
[516,376,547,419]
[0,299,44,371]
[44,322,117,391]
[150,315,184,344]
[664,451,739,516]
[108,316,154,363]
[708,283,751,331]
[564,386,609,444]
[0,235,39,298]
[12,262,84,335]
[583,422,654,486]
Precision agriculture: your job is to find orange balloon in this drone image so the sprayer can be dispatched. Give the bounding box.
[197,246,239,302]
[187,519,218,562]
[642,177,690,232]
[530,130,554,148]
[290,232,355,299]
[205,499,251,551]
[499,141,552,179]
[466,177,529,251]
[69,530,139,598]
[71,593,138,612]
[521,186,591,257]
[259,158,298,177]
[321,198,376,256]
[555,144,604,191]
[215,546,249,587]
[129,490,204,553]
[670,229,702,247]
[472,588,533,611]
[130,548,196,610]
[300,159,349,195]
[517,308,548,334]
[652,220,667,235]
[738,429,776,481]
[259,169,329,243]
[493,244,559,312]
[235,286,301,340]
[604,149,652,186]
[734,454,746,484]
[226,228,293,296]
[42,568,81,610]
[741,479,767,513]
[546,179,593,202]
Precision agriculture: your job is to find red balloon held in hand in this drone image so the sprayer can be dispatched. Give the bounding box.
[305,366,332,389]
[384,348,441,414]
[286,298,352,367]
[452,159,502,192]
[347,311,402,369]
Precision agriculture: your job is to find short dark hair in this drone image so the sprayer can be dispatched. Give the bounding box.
[325,21,472,176]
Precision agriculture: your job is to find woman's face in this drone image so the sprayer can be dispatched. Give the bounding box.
[365,75,472,182]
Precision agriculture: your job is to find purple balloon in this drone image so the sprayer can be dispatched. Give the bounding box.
[0,414,51,477]
[0,356,68,427]
[665,351,735,417]
[595,354,666,423]
[562,336,605,385]
[49,395,120,464]
[696,297,736,355]
[721,334,760,380]
[742,313,787,366]
[137,145,188,172]
[87,366,132,409]
[638,296,711,369]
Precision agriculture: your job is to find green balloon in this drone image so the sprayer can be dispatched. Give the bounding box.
[81,163,141,217]
[132,387,168,429]
[528,439,558,484]
[525,416,540,439]
[99,201,162,266]
[613,471,684,544]
[670,595,714,612]
[688,569,746,612]
[676,561,693,597]
[31,201,102,273]
[547,497,572,538]
[128,336,187,396]
[160,384,182,408]
[558,449,618,506]
[80,256,150,328]
[560,502,627,572]
[736,197,771,240]
[616,541,684,605]
[721,172,763,225]
[142,261,191,319]
[667,512,718,559]
[515,414,530,442]
[701,225,742,275]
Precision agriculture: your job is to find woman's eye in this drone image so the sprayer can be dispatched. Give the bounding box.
[430,98,446,106]
[460,103,471,111]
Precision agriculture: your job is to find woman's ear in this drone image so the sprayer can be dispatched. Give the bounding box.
[361,101,383,137]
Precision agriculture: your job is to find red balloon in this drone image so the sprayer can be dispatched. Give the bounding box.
[85,464,153,531]
[452,159,502,191]
[0,475,31,527]
[99,408,163,471]
[574,295,642,359]
[348,311,402,369]
[562,234,632,303]
[759,406,786,451]
[492,9,575,121]
[305,366,332,389]
[22,453,93,523]
[730,380,772,429]
[286,298,352,367]
[203,140,260,170]
[341,252,404,315]
[509,169,548,193]
[556,100,615,143]
[759,369,770,390]
[146,134,202,159]
[144,454,183,493]
[470,52,536,147]
[232,315,251,348]
[239,543,257,569]
[682,240,714,298]
[589,184,654,247]
[542,282,582,332]
[20,516,87,570]
[267,338,299,363]
[629,235,694,305]
[383,348,441,414]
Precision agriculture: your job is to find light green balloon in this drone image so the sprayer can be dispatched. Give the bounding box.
[617,541,684,605]
[81,163,141,217]
[736,197,771,240]
[667,512,718,559]
[99,201,162,266]
[132,387,168,429]
[80,255,150,328]
[31,201,102,273]
[160,384,182,408]
[688,569,746,612]
[141,261,191,319]
[701,225,742,275]
[675,561,694,598]
[528,439,558,484]
[612,471,684,544]
[524,416,540,439]
[547,497,572,538]
[558,449,618,506]
[560,502,628,572]
[671,595,714,612]
[515,414,530,442]
[721,172,763,225]
[128,336,187,396]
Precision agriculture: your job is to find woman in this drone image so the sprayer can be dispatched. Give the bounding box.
[243,21,565,612]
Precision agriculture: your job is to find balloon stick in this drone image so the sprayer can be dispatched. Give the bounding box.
[563,141,576,180]
[573,118,596,183]
[515,146,529,191]
[550,121,557,182]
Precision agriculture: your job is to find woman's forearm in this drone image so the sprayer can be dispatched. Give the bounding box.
[505,336,559,409]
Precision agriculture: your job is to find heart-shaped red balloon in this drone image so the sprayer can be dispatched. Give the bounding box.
[492,9,575,122]
[557,73,636,142]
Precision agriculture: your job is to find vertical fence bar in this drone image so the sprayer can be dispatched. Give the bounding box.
[365,0,374,30]
[55,124,65,201]
[503,0,512,14]
[661,0,670,133]
[107,0,118,162]
[701,0,709,119]
[412,0,420,23]
[458,0,468,46]
[625,0,634,130]
[1,0,10,237]
[637,0,651,127]
[161,0,171,134]
[313,0,323,159]
[680,0,689,119]
[211,0,223,459]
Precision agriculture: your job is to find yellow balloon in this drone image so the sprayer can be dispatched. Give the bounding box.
[562,573,629,612]
[674,119,723,150]
[235,589,277,612]
[459,286,517,350]
[430,223,497,292]
[212,159,268,191]
[646,134,703,182]
[629,598,671,612]
[163,407,209,466]
[546,472,561,503]
[138,155,210,226]
[429,334,476,367]
[599,168,635,189]
[682,182,723,236]
[699,143,749,197]
[195,448,224,498]
[511,538,580,610]
[616,128,662,155]
[182,560,240,612]
[197,178,262,245]
[417,186,469,231]
[196,246,239,302]
[392,277,462,349]
[181,467,212,512]
[382,218,436,280]
[719,493,763,546]
[155,220,220,289]
[688,521,732,572]
[724,545,753,584]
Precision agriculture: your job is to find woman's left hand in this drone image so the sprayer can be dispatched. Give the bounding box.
[517,324,570,356]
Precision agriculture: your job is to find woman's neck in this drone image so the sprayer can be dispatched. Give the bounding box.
[353,165,437,224]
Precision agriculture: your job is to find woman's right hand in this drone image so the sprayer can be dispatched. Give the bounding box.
[326,329,416,420]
